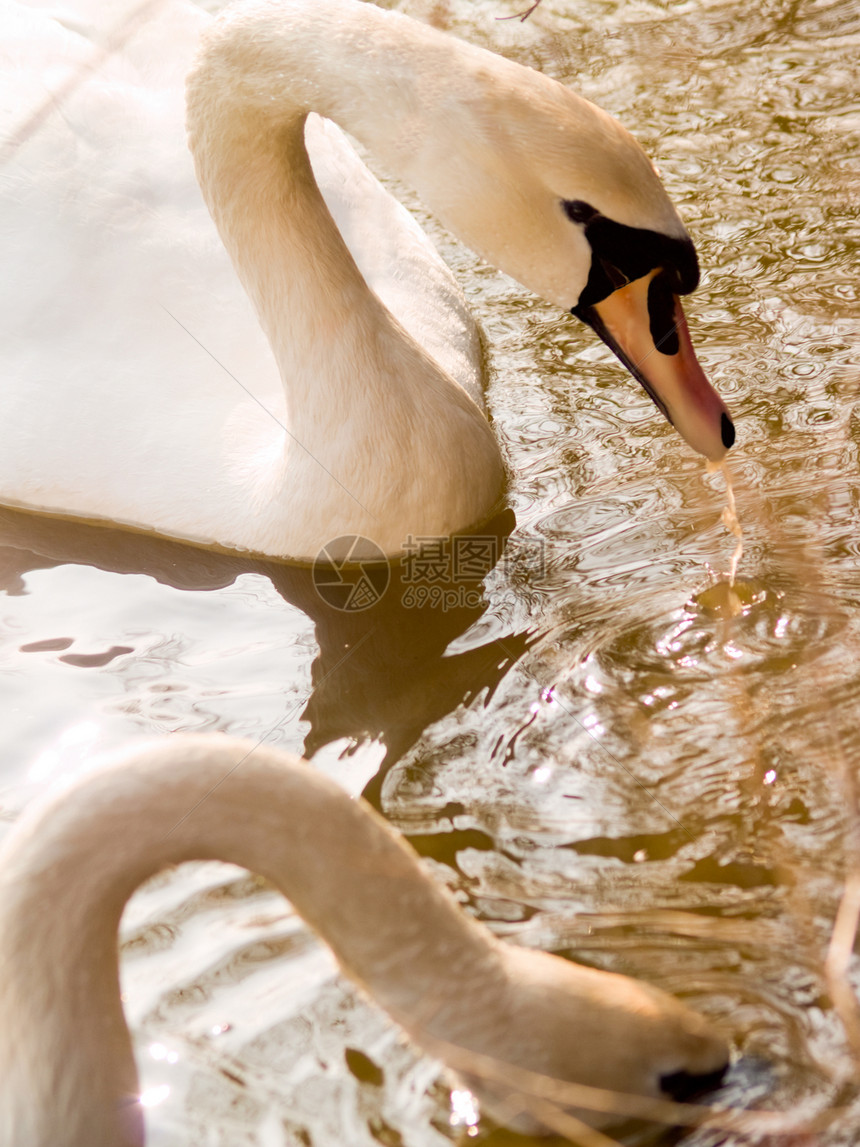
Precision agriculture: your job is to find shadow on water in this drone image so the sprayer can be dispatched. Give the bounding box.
[0,505,531,802]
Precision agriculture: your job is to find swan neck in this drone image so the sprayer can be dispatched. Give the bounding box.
[0,739,506,1146]
[185,3,419,409]
[186,104,360,392]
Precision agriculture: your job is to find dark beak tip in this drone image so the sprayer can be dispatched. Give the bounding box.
[721,412,735,451]
[660,1063,729,1103]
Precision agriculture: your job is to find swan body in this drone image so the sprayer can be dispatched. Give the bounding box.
[0,0,733,560]
[0,735,729,1145]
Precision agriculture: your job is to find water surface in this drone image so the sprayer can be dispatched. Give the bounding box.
[1,0,859,1143]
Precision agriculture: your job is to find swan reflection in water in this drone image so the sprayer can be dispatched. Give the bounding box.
[0,504,529,798]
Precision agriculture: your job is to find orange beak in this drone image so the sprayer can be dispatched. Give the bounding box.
[580,270,734,461]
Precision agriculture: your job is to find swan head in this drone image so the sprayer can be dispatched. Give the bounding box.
[564,199,735,465]
[390,49,735,461]
[452,944,730,1134]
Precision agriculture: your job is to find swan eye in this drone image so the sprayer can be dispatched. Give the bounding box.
[561,199,599,225]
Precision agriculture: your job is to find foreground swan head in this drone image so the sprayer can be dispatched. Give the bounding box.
[189,0,733,467]
[0,735,728,1145]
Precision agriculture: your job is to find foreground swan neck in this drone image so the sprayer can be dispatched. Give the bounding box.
[0,738,504,1147]
[0,736,730,1146]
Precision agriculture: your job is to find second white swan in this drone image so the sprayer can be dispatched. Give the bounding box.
[0,735,729,1145]
[0,0,733,559]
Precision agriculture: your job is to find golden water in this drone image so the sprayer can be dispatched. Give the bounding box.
[1,0,859,1144]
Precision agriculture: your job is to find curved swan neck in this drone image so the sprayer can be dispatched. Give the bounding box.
[0,737,507,1147]
[186,2,465,335]
[185,0,453,410]
[186,92,387,425]
[186,1,455,201]
[187,0,682,309]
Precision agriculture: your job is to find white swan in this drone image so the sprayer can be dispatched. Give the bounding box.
[0,734,729,1145]
[0,0,733,561]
